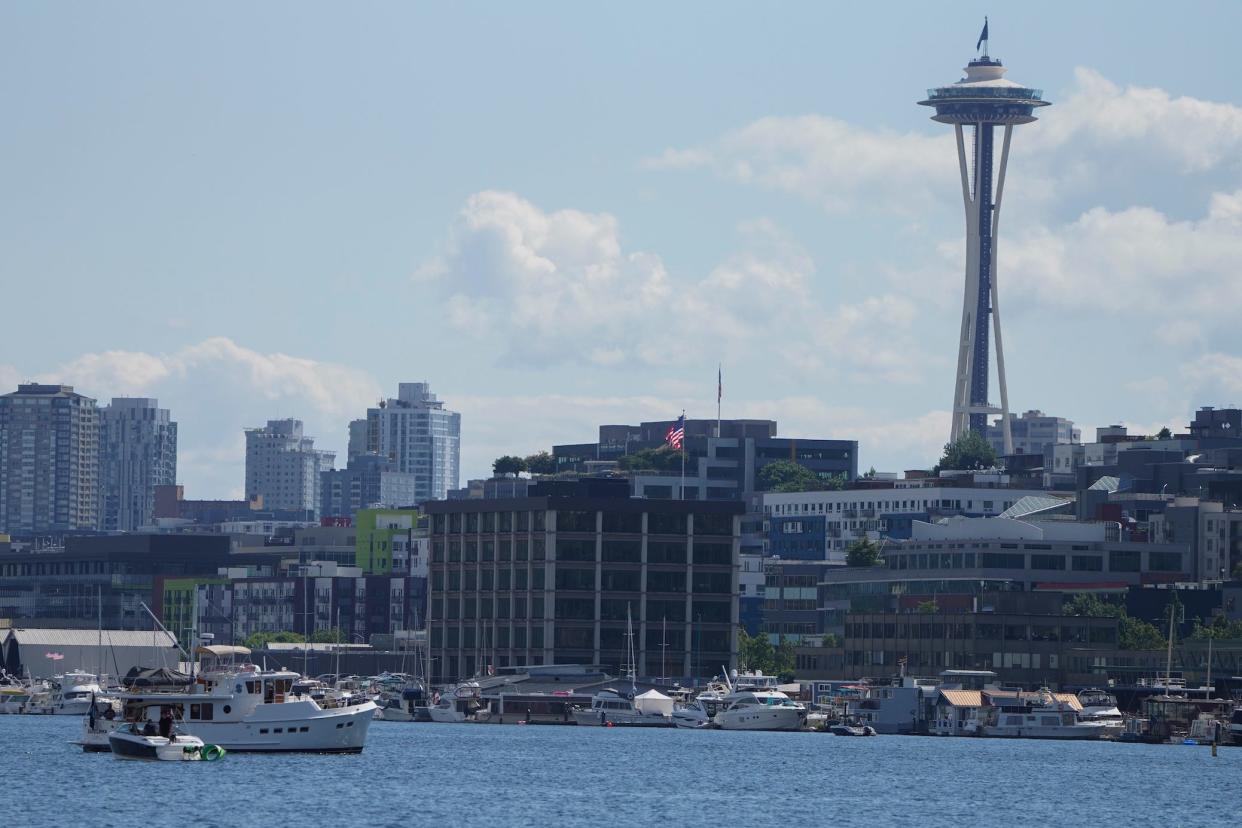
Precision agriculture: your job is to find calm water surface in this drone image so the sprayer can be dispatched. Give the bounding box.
[1,716,1235,827]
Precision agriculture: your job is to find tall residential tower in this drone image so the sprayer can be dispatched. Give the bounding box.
[244,419,334,515]
[919,25,1049,453]
[99,397,178,531]
[366,382,460,503]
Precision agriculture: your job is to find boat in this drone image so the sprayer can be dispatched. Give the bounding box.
[828,724,877,736]
[0,684,36,714]
[572,689,674,727]
[1076,688,1124,737]
[428,681,489,723]
[108,722,221,761]
[374,699,414,722]
[40,670,115,715]
[979,689,1103,740]
[671,682,730,729]
[714,689,808,732]
[114,645,377,753]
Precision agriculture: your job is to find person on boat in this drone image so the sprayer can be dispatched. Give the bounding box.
[143,718,158,736]
[159,709,174,740]
[103,706,115,720]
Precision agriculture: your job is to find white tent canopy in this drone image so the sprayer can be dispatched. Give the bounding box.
[633,689,674,717]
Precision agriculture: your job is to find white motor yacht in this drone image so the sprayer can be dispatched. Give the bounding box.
[572,689,673,727]
[980,689,1104,740]
[116,645,377,752]
[42,671,115,715]
[108,723,219,761]
[428,681,485,723]
[374,699,414,722]
[671,683,730,729]
[1076,688,1124,736]
[714,689,807,732]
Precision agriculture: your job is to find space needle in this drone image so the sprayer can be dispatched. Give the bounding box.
[918,20,1049,454]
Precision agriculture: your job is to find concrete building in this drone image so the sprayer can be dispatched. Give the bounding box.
[244,419,334,517]
[0,384,100,536]
[99,397,177,532]
[986,410,1079,458]
[919,38,1049,451]
[365,383,461,503]
[762,473,1056,562]
[320,455,418,521]
[424,478,742,684]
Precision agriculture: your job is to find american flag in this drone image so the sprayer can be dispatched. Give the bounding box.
[665,414,685,450]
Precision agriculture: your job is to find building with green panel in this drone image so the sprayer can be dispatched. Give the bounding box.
[355,508,422,574]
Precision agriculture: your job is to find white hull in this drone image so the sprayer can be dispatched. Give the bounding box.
[981,725,1103,740]
[43,698,102,716]
[427,706,468,723]
[716,707,806,732]
[175,700,376,752]
[375,706,414,722]
[110,731,207,761]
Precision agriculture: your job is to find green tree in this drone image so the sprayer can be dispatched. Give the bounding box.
[1189,616,1242,640]
[916,600,939,614]
[524,450,557,475]
[821,632,842,648]
[311,628,345,644]
[936,430,999,472]
[845,537,884,567]
[1155,426,1173,440]
[243,630,305,650]
[616,446,682,472]
[1063,593,1168,650]
[774,636,798,683]
[756,460,843,493]
[738,626,776,674]
[492,455,527,476]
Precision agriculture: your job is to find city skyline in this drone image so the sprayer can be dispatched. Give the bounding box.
[4,5,1242,498]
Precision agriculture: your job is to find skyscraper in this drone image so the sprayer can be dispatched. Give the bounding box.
[99,397,178,531]
[244,419,334,515]
[919,25,1049,453]
[366,383,461,503]
[0,384,99,535]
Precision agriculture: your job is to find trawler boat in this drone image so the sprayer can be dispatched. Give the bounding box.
[116,646,376,752]
[108,722,218,761]
[980,689,1103,740]
[572,689,673,727]
[714,689,807,732]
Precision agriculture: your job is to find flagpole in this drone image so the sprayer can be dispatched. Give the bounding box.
[680,409,686,501]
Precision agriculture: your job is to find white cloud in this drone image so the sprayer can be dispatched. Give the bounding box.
[1003,190,1242,331]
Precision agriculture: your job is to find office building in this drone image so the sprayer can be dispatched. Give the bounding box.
[99,397,177,531]
[424,478,742,684]
[244,419,334,516]
[0,384,99,535]
[320,455,418,521]
[986,410,1078,458]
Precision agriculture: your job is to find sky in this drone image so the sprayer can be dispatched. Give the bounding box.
[4,2,1242,498]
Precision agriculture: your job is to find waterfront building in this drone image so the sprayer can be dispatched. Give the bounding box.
[99,397,177,532]
[0,628,179,680]
[919,32,1049,452]
[354,507,426,575]
[320,454,418,521]
[244,419,334,517]
[762,472,1054,561]
[986,410,1078,458]
[424,478,742,684]
[0,384,100,535]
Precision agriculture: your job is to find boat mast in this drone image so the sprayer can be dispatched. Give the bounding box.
[96,584,103,682]
[626,602,636,693]
[1164,601,1176,692]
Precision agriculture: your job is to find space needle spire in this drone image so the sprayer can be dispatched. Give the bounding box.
[918,21,1049,455]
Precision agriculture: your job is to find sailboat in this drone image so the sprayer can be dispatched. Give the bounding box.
[572,605,673,727]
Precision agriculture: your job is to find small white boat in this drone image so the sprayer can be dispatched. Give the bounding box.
[428,682,485,723]
[108,724,223,761]
[374,700,414,722]
[714,689,808,732]
[41,671,115,716]
[672,684,730,729]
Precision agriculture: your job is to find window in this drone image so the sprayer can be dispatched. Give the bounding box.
[648,541,686,564]
[602,540,641,563]
[648,513,687,535]
[693,542,732,566]
[556,539,596,562]
[1109,550,1141,572]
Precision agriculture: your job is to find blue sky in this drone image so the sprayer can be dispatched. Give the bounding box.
[4,2,1242,497]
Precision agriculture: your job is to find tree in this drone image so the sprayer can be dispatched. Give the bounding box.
[845,537,884,567]
[616,446,682,472]
[492,455,527,476]
[737,626,776,674]
[916,600,939,614]
[1155,426,1173,440]
[936,430,999,472]
[243,630,304,650]
[1189,615,1242,640]
[1063,593,1168,650]
[311,628,345,644]
[773,636,797,683]
[524,450,556,475]
[756,460,843,493]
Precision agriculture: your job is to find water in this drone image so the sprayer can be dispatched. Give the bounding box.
[2,716,1236,827]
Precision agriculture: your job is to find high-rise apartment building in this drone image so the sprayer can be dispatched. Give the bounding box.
[0,384,100,535]
[366,383,461,503]
[244,419,334,516]
[986,410,1079,458]
[99,397,177,531]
